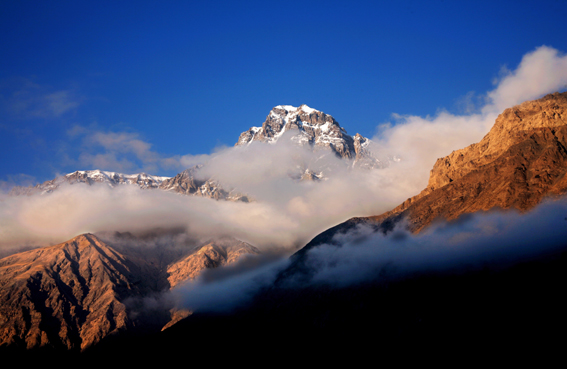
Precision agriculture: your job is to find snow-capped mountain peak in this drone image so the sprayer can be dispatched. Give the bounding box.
[236,104,384,168]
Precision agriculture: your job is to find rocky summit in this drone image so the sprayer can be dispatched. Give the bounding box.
[10,104,390,201]
[236,104,384,168]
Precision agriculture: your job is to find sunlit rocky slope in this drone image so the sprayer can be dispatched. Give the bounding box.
[0,233,258,350]
[291,91,567,259]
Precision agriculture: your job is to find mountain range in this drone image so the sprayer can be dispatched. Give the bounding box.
[10,104,383,198]
[2,95,567,363]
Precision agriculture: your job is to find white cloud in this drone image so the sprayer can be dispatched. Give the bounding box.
[299,197,567,289]
[486,46,567,114]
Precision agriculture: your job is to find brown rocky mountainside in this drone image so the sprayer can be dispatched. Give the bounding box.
[0,234,260,351]
[161,238,260,331]
[376,91,567,232]
[288,91,567,260]
[0,234,141,350]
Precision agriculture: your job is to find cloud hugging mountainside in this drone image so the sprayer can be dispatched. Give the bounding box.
[2,44,567,360]
[2,91,567,359]
[277,91,567,285]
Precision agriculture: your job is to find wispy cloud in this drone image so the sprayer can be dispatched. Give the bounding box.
[300,197,567,288]
[65,127,186,174]
[164,197,567,314]
[486,46,567,113]
[0,78,81,119]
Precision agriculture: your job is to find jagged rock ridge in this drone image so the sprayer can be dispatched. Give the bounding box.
[372,91,567,232]
[10,168,249,202]
[158,166,250,202]
[0,234,139,350]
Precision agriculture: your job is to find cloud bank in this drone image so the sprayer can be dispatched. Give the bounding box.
[302,198,567,288]
[1,46,567,258]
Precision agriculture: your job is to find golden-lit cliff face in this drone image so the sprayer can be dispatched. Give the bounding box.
[371,91,567,232]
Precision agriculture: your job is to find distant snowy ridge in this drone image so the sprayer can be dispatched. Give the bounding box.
[10,169,171,195]
[10,168,250,202]
[11,105,392,198]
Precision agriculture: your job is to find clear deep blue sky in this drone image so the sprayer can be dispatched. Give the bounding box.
[1,0,567,185]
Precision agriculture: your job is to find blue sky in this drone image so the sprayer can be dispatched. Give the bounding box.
[1,0,567,186]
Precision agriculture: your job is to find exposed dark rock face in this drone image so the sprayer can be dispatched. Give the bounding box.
[158,166,250,202]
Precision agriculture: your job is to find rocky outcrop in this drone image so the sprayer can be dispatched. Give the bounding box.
[167,238,260,288]
[426,92,567,193]
[158,166,250,202]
